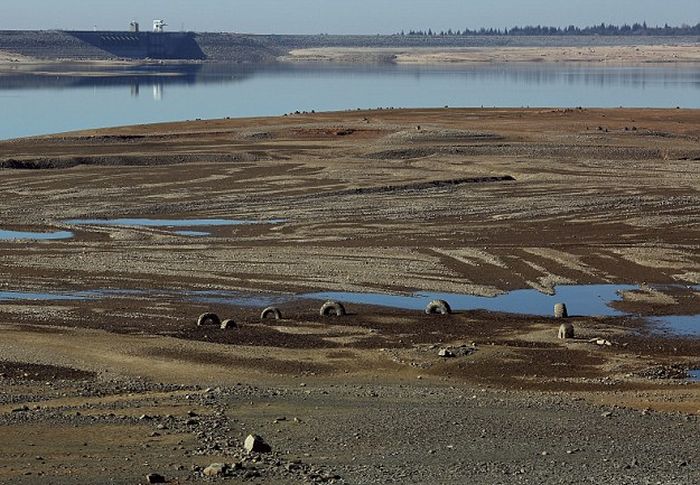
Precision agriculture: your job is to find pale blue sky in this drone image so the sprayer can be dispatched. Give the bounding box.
[2,0,698,33]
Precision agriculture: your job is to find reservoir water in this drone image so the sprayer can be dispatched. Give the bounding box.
[0,62,697,140]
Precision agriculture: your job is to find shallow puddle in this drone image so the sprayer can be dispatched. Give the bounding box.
[688,369,700,382]
[0,229,74,241]
[64,218,285,227]
[302,284,638,317]
[649,315,700,337]
[0,290,93,301]
[173,230,211,237]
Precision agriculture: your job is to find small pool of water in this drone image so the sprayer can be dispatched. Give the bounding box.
[688,369,700,382]
[649,315,700,337]
[0,229,74,241]
[0,290,93,301]
[174,230,211,237]
[64,218,285,227]
[302,284,637,317]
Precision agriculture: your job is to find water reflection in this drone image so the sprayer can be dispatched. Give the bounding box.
[1,63,698,139]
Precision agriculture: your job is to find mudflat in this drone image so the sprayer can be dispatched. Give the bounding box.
[0,108,698,484]
[282,44,700,64]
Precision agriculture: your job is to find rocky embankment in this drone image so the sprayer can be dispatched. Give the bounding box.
[0,30,697,63]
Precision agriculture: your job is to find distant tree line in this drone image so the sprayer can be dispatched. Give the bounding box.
[398,22,700,37]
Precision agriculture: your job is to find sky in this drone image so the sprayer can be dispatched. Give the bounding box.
[1,0,698,34]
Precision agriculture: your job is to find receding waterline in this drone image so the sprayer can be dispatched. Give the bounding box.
[174,230,211,237]
[0,290,93,301]
[3,285,696,337]
[649,315,700,337]
[0,229,74,241]
[64,218,285,227]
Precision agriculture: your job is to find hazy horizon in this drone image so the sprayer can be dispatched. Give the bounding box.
[1,0,698,34]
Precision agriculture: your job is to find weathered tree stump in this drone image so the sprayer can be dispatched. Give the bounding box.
[197,312,221,327]
[320,301,346,317]
[260,306,282,320]
[425,299,452,315]
[554,303,568,318]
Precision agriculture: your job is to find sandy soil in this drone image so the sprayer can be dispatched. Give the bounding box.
[282,44,700,64]
[0,108,698,483]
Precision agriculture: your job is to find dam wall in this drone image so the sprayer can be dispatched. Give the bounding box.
[0,30,696,63]
[0,30,280,62]
[68,31,206,59]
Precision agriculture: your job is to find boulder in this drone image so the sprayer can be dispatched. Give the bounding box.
[244,434,271,453]
[558,322,575,339]
[203,463,229,477]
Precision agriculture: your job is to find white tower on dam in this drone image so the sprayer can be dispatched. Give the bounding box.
[153,20,167,33]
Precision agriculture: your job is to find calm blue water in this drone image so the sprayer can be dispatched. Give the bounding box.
[173,230,211,237]
[0,229,74,241]
[689,369,700,382]
[303,285,637,316]
[650,315,700,337]
[1,63,698,140]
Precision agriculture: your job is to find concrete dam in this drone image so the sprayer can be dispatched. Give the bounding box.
[67,31,206,59]
[0,30,283,62]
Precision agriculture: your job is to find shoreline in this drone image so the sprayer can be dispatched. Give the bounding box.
[2,43,699,69]
[281,44,700,65]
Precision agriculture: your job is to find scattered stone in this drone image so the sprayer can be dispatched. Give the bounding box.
[203,463,229,477]
[244,434,271,454]
[438,349,455,358]
[558,322,575,339]
[146,473,166,484]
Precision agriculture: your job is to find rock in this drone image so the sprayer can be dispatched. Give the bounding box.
[244,434,271,453]
[203,463,229,477]
[601,411,613,418]
[146,473,166,483]
[438,349,455,358]
[558,322,575,339]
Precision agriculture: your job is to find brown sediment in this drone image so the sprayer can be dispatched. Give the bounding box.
[0,108,697,484]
